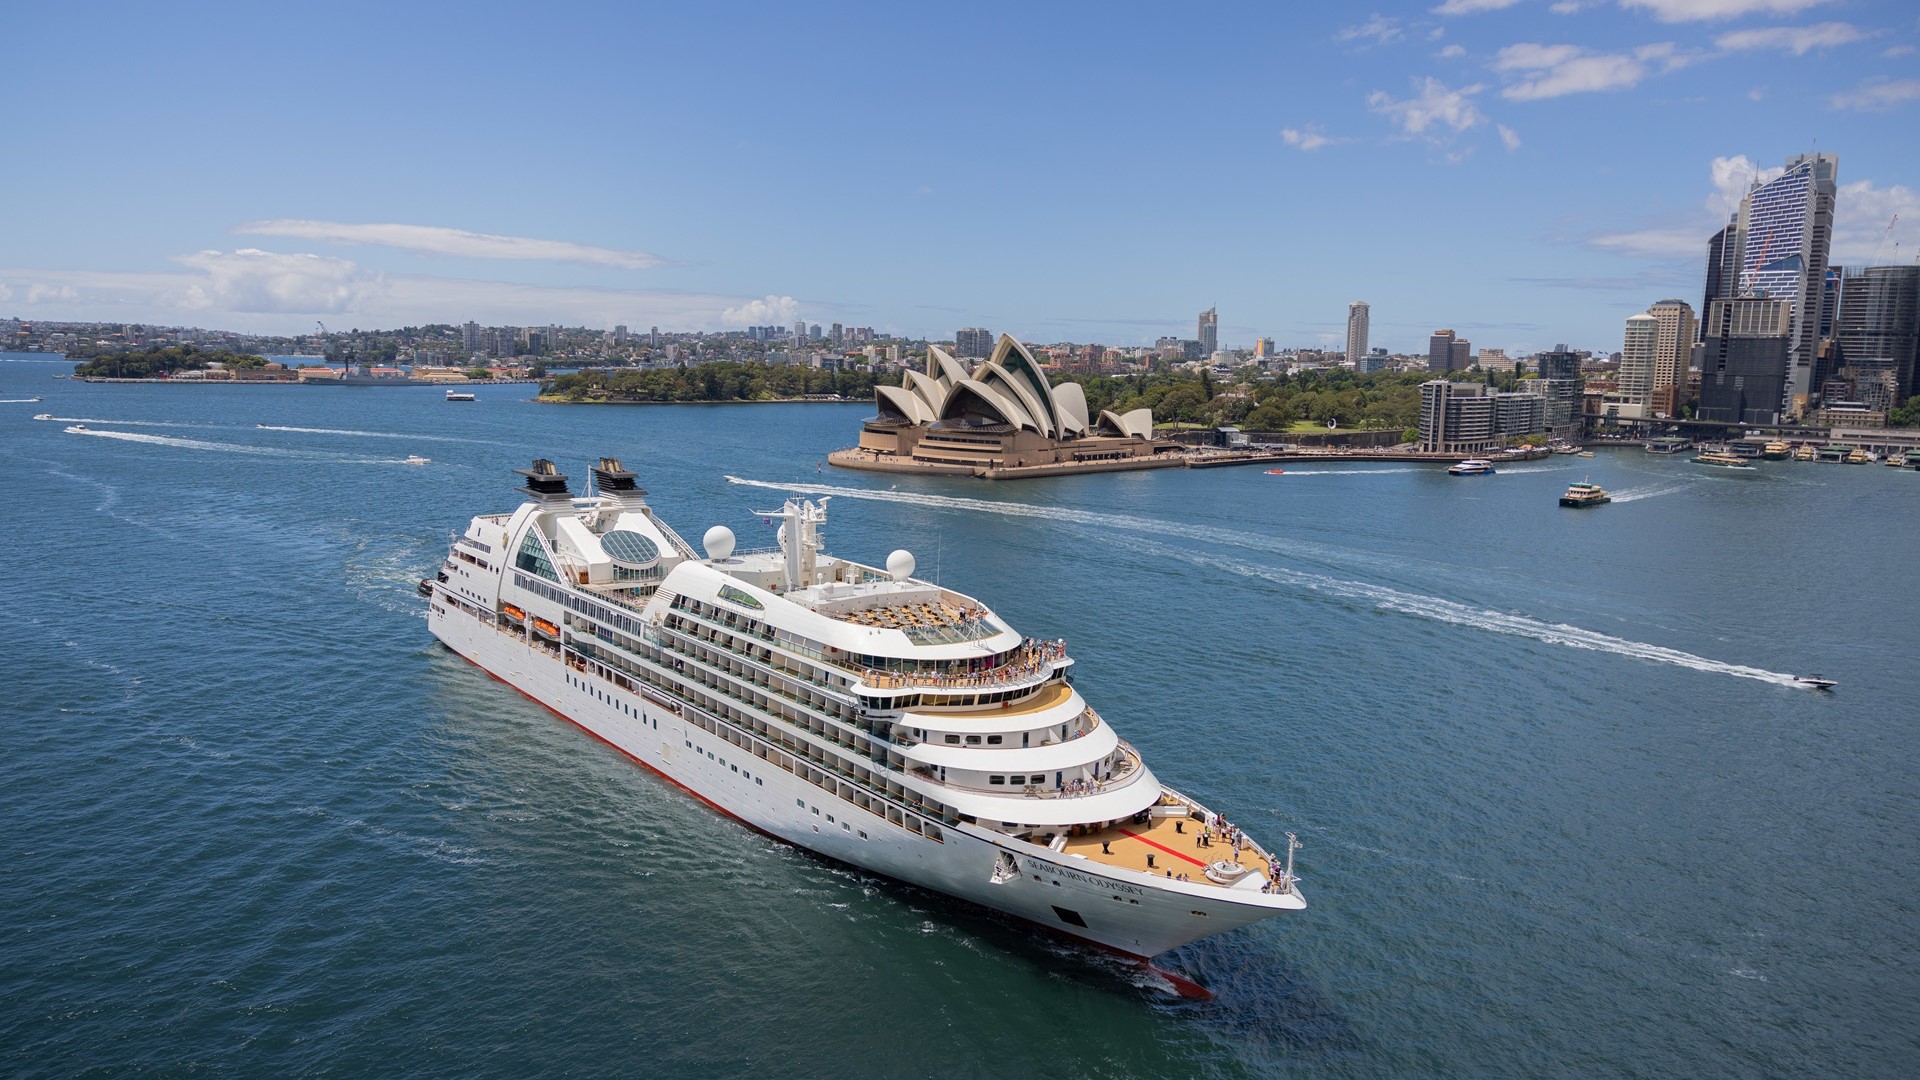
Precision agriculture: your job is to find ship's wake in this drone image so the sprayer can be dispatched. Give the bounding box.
[1610,482,1693,504]
[64,426,414,464]
[256,424,496,444]
[725,476,1802,686]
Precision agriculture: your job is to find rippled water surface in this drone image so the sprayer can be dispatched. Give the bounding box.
[2,355,1914,1078]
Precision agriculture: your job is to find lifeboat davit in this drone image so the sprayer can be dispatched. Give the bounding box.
[501,603,526,621]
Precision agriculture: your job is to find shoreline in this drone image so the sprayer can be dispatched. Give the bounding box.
[534,395,855,405]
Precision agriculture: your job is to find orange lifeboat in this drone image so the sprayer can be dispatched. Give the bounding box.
[532,618,560,639]
[501,603,526,621]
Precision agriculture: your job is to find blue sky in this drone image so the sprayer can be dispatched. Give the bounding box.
[3,0,1917,355]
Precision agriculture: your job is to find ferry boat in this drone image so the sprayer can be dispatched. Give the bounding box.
[1447,458,1495,476]
[422,458,1306,962]
[1693,451,1754,470]
[446,389,477,402]
[1794,444,1819,461]
[1846,448,1874,464]
[1559,481,1611,508]
[1645,437,1691,455]
[1762,441,1791,460]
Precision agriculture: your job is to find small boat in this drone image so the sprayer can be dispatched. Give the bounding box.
[1559,481,1611,508]
[1693,451,1754,470]
[446,390,477,402]
[404,455,431,465]
[1447,458,1495,476]
[33,413,52,421]
[1577,450,1595,458]
[63,424,89,433]
[1795,674,1837,691]
[1884,455,1907,467]
[1264,468,1286,475]
[501,603,526,622]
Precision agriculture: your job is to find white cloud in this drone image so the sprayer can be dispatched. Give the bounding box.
[1883,45,1916,58]
[1438,43,1468,58]
[26,283,81,304]
[1589,228,1707,256]
[1748,86,1766,100]
[1621,0,1835,22]
[1708,154,1785,216]
[0,283,12,302]
[1833,179,1920,263]
[172,249,380,314]
[1494,41,1687,100]
[1367,77,1487,138]
[1549,1,1597,12]
[720,295,799,327]
[1281,126,1340,150]
[1337,15,1403,45]
[1716,22,1864,54]
[1829,78,1920,110]
[1432,0,1523,14]
[234,220,666,270]
[1498,124,1523,150]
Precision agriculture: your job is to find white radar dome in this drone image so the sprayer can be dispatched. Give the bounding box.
[702,525,736,561]
[886,549,915,582]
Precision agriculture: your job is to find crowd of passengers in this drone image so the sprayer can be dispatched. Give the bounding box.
[858,639,1068,689]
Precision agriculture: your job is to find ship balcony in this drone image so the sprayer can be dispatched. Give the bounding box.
[853,640,1069,694]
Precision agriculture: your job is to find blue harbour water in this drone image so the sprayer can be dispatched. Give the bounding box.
[2,354,1914,1078]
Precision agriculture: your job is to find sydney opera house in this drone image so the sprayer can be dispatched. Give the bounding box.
[830,334,1179,478]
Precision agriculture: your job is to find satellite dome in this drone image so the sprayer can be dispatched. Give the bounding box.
[886,549,915,582]
[703,525,736,561]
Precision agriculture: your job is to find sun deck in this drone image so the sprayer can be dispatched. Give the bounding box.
[1059,811,1279,890]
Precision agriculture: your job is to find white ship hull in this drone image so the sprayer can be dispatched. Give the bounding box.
[428,601,1298,958]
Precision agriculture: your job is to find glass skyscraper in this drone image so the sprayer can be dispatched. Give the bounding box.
[1732,153,1838,414]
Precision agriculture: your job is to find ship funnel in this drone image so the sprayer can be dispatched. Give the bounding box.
[514,458,572,501]
[591,457,646,497]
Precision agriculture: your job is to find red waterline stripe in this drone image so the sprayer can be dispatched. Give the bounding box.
[1116,827,1209,868]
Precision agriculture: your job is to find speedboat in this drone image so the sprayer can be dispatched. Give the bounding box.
[1447,459,1495,476]
[1795,674,1837,691]
[33,413,53,421]
[64,424,89,433]
[1559,481,1610,508]
[404,454,431,465]
[1264,468,1285,475]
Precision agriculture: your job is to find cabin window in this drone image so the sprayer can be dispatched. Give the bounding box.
[987,735,1003,745]
[965,736,982,745]
[1009,776,1026,786]
[989,776,1005,785]
[944,735,960,745]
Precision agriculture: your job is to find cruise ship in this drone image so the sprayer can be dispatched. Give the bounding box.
[423,458,1306,961]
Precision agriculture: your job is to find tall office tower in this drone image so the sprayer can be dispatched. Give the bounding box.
[1345,301,1370,366]
[1648,299,1697,416]
[830,322,844,340]
[1619,312,1659,413]
[1836,265,1920,403]
[1699,297,1792,424]
[792,320,808,340]
[1254,337,1276,358]
[954,327,994,358]
[1450,338,1472,370]
[1197,307,1218,356]
[1733,152,1838,413]
[1428,329,1457,372]
[1702,222,1741,338]
[462,321,481,352]
[613,324,628,345]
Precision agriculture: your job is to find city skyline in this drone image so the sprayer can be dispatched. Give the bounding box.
[3,2,1919,354]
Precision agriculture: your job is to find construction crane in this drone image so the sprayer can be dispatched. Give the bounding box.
[315,320,327,337]
[1868,214,1899,265]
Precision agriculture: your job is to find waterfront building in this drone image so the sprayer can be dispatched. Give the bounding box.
[1698,297,1791,425]
[1428,330,1457,372]
[1418,380,1543,454]
[1733,152,1838,413]
[954,327,994,359]
[1648,299,1697,417]
[1836,265,1920,403]
[462,321,481,352]
[848,334,1175,476]
[1198,307,1218,357]
[1345,302,1369,367]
